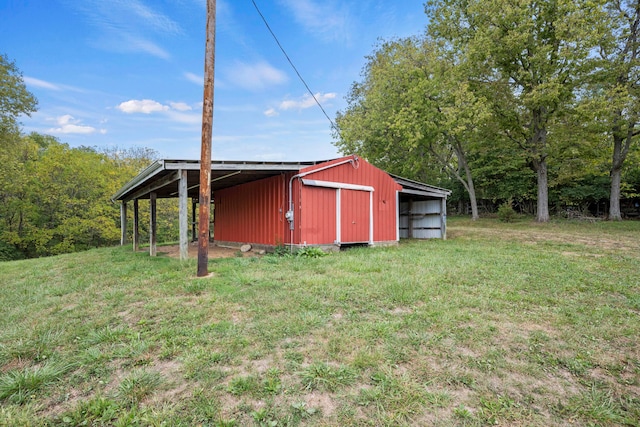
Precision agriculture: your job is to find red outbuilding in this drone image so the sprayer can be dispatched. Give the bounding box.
[113,155,451,258]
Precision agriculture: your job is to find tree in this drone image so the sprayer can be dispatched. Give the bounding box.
[595,0,640,220]
[0,135,168,259]
[0,54,37,136]
[334,37,489,220]
[427,0,608,222]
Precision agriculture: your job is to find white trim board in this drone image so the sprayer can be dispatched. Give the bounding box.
[301,179,374,192]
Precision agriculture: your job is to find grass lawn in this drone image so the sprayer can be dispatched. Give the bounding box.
[0,217,639,426]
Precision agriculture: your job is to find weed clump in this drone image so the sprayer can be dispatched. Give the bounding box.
[497,200,517,222]
[295,246,326,258]
[271,245,327,258]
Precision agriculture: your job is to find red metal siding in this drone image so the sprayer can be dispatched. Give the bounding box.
[299,186,337,245]
[215,156,401,247]
[295,156,401,244]
[214,174,287,246]
[290,177,303,245]
[340,189,370,243]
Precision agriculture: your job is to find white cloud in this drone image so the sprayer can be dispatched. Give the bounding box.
[23,77,61,91]
[117,99,169,114]
[116,99,201,124]
[47,115,102,134]
[263,108,279,117]
[126,0,182,33]
[278,92,337,111]
[65,0,181,59]
[126,36,171,60]
[278,0,351,42]
[184,72,203,85]
[227,61,288,90]
[22,77,86,93]
[169,102,192,111]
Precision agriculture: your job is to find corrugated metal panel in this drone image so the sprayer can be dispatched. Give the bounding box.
[413,215,442,229]
[216,156,404,246]
[297,156,401,244]
[399,214,409,229]
[340,189,370,243]
[399,197,444,239]
[413,200,441,214]
[299,186,337,245]
[215,174,287,245]
[413,229,442,238]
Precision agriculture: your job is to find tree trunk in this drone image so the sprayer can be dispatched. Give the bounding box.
[531,109,549,223]
[535,159,549,222]
[609,133,629,221]
[459,150,479,220]
[609,166,622,220]
[453,141,479,220]
[467,181,479,220]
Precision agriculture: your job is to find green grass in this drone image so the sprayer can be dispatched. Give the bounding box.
[0,217,639,426]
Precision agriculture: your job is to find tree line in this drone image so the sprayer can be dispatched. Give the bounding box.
[0,54,179,260]
[334,0,640,221]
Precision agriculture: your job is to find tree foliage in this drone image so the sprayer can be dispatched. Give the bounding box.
[334,1,640,220]
[0,55,185,260]
[335,37,491,219]
[0,54,37,135]
[426,0,609,222]
[0,135,165,258]
[590,0,640,219]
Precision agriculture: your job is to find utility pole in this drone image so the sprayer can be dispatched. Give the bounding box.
[197,0,216,277]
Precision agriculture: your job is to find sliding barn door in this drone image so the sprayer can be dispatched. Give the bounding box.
[339,189,370,243]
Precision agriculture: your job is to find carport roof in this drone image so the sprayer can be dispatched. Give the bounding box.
[390,174,452,199]
[112,159,451,203]
[112,159,330,202]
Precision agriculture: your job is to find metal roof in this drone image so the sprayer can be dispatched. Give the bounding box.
[390,174,452,199]
[112,159,451,203]
[112,159,331,202]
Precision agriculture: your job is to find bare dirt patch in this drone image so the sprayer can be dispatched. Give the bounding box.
[147,360,190,406]
[156,242,262,259]
[0,358,29,373]
[303,390,338,416]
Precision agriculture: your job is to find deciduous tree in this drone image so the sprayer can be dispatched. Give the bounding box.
[335,37,489,219]
[0,54,37,136]
[427,0,608,221]
[596,0,640,220]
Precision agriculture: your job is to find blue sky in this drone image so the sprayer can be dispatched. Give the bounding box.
[2,0,428,161]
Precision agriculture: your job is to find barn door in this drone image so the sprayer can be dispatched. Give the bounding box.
[339,189,371,243]
[301,186,337,245]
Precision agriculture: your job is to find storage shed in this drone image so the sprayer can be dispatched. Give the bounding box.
[112,155,451,259]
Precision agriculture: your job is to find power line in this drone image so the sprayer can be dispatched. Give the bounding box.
[250,0,341,137]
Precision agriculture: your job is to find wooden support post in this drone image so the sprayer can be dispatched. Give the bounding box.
[178,170,189,261]
[149,192,157,257]
[191,199,197,242]
[133,199,139,252]
[120,202,127,245]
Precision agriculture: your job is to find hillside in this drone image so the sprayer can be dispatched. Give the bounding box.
[1,218,639,426]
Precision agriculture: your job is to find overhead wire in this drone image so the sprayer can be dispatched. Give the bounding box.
[250,0,342,138]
